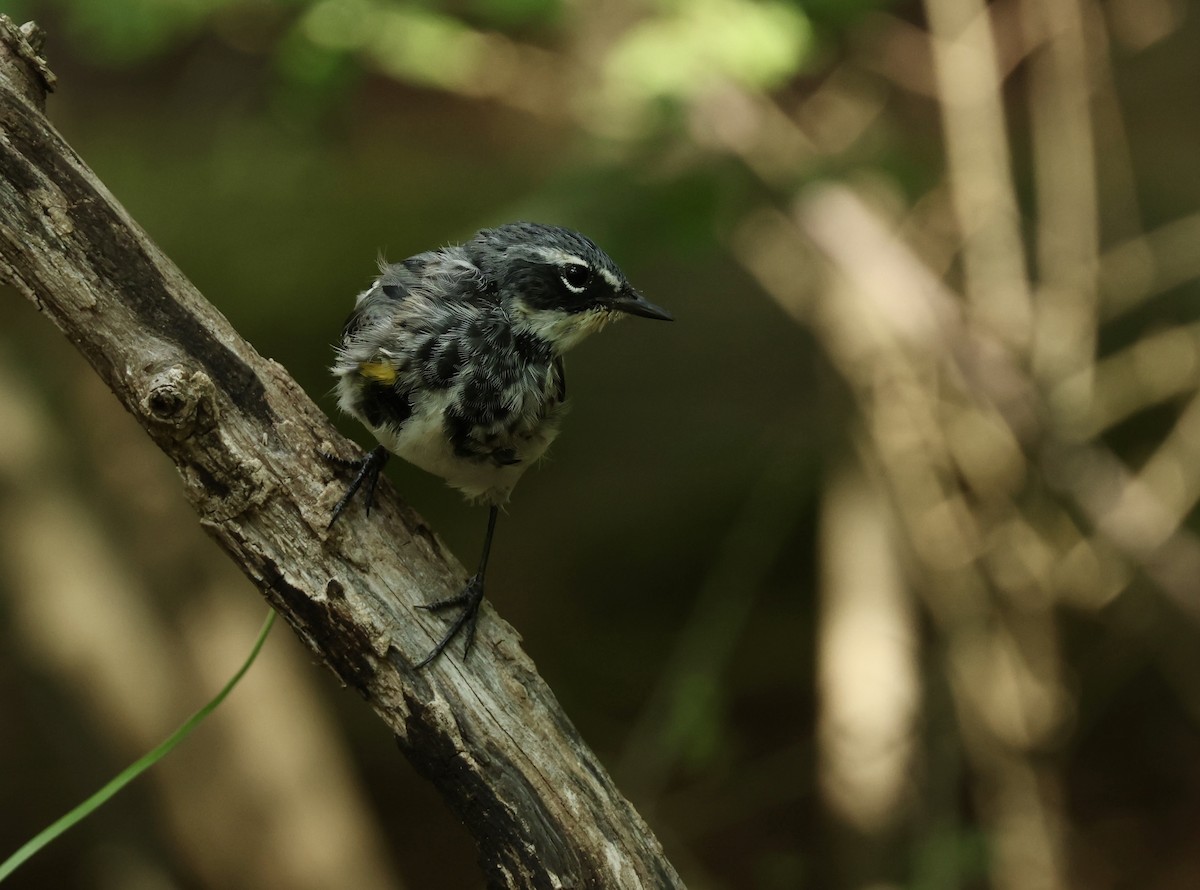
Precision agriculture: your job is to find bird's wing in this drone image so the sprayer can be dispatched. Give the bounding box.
[336,247,488,383]
[340,252,426,342]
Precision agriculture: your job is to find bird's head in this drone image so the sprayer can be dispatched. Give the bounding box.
[469,222,673,352]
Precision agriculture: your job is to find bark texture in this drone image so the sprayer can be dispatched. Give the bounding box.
[0,17,682,889]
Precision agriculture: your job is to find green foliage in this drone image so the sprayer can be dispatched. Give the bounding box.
[605,0,812,103]
[910,824,991,890]
[51,0,251,64]
[2,0,33,22]
[34,0,819,132]
[660,670,729,770]
[467,0,564,29]
[794,0,895,29]
[296,0,488,90]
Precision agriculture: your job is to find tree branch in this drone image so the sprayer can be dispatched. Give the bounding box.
[0,17,682,889]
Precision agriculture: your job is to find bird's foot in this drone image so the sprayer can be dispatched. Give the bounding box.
[414,574,485,669]
[325,445,390,528]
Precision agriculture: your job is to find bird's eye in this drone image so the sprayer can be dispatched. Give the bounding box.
[559,264,590,293]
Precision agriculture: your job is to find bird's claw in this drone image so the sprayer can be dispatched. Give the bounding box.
[414,574,485,669]
[325,445,390,528]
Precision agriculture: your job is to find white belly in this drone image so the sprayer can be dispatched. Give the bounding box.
[371,390,559,503]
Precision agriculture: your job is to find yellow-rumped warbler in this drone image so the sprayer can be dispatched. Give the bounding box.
[329,222,672,668]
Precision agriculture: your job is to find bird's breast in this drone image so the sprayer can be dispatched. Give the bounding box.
[378,370,565,503]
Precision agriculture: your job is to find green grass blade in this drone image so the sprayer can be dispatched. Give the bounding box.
[0,609,277,882]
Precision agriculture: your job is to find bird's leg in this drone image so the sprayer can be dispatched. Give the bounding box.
[414,504,499,669]
[325,444,391,528]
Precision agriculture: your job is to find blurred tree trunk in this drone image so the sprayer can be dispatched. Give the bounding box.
[0,17,683,889]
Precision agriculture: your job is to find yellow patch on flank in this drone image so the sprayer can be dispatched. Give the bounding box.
[359,361,398,384]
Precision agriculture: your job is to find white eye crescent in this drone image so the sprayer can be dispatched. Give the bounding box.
[559,263,590,293]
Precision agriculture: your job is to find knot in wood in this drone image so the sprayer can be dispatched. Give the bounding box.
[142,362,217,440]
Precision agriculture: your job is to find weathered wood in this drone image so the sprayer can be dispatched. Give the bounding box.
[0,16,682,889]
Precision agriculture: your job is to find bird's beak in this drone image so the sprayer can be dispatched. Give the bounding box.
[608,289,674,321]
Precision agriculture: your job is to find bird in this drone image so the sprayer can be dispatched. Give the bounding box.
[328,221,673,668]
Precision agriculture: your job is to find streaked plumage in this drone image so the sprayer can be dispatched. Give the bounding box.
[329,222,672,667]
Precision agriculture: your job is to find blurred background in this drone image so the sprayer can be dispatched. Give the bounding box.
[1,0,1199,887]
